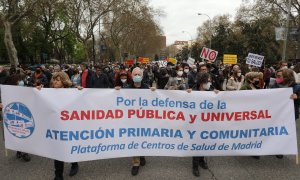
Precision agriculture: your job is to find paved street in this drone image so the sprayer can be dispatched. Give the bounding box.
[1,122,300,180]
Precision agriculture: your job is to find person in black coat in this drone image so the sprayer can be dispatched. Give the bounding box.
[91,65,110,88]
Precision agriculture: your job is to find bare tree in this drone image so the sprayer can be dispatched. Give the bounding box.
[0,0,40,67]
[66,0,117,63]
[103,0,163,61]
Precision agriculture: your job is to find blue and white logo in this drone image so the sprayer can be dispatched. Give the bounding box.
[3,102,35,138]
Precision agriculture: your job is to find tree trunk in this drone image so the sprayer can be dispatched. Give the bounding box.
[297,17,300,60]
[3,21,19,67]
[83,41,90,63]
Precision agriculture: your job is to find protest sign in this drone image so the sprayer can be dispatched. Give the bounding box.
[142,58,150,64]
[200,47,218,62]
[138,57,143,63]
[168,58,177,65]
[246,53,264,67]
[223,54,237,64]
[1,86,297,162]
[125,59,134,65]
[158,60,167,67]
[187,57,195,67]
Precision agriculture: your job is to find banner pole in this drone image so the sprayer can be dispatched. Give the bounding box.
[1,121,7,157]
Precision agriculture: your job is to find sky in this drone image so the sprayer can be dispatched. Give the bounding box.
[149,0,244,45]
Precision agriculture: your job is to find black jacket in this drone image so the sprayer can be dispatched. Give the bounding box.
[91,73,110,88]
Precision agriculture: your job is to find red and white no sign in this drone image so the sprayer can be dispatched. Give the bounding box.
[200,47,218,62]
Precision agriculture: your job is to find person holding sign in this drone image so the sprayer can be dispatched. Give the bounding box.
[116,67,155,176]
[36,72,80,180]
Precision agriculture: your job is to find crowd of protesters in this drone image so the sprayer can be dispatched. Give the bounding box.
[0,59,300,179]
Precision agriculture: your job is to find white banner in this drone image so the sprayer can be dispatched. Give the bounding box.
[246,53,264,67]
[1,86,298,162]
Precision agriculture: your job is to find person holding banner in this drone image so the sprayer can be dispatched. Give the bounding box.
[270,69,300,159]
[36,72,79,180]
[189,72,219,177]
[4,70,32,162]
[240,72,263,159]
[117,67,152,176]
[114,70,133,88]
[271,69,300,120]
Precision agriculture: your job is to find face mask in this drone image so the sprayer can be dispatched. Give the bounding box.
[193,69,197,72]
[18,80,25,86]
[281,66,288,70]
[204,82,212,90]
[276,78,284,84]
[237,73,242,77]
[184,69,189,73]
[133,75,142,83]
[121,79,127,84]
[177,71,183,77]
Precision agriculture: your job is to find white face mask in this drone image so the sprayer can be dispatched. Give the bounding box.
[193,69,197,72]
[121,79,127,83]
[204,82,212,90]
[184,69,189,73]
[282,66,288,70]
[177,71,183,77]
[237,73,242,77]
